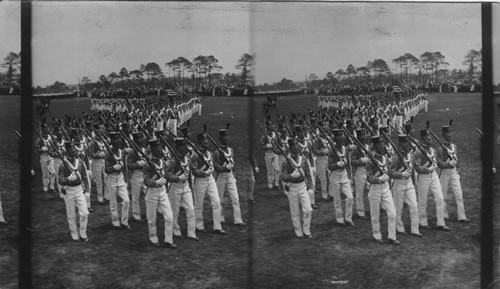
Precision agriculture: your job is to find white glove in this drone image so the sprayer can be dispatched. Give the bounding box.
[226,163,234,170]
[68,173,77,181]
[30,169,35,176]
[428,165,437,172]
[401,171,411,178]
[205,168,214,175]
[337,161,345,168]
[291,170,301,178]
[41,146,48,152]
[156,177,166,186]
[322,148,329,154]
[113,164,122,171]
[178,174,188,181]
[266,143,272,149]
[361,157,369,164]
[348,144,357,150]
[98,151,106,158]
[449,160,457,167]
[493,167,497,174]
[125,147,134,154]
[379,174,389,183]
[137,160,146,167]
[255,167,260,174]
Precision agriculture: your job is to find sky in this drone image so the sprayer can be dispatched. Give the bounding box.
[32,2,486,86]
[0,2,21,64]
[32,2,250,87]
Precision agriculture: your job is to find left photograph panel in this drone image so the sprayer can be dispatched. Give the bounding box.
[0,2,20,289]
[32,2,253,289]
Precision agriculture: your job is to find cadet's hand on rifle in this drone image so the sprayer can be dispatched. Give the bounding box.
[361,157,369,164]
[137,160,146,167]
[68,173,78,182]
[449,160,457,167]
[41,146,48,152]
[401,171,411,178]
[113,164,122,171]
[156,177,167,186]
[205,168,214,175]
[255,167,260,174]
[225,163,234,170]
[98,151,106,158]
[337,161,346,168]
[265,143,273,149]
[178,173,188,181]
[379,174,389,183]
[428,164,437,172]
[348,144,357,150]
[322,148,329,155]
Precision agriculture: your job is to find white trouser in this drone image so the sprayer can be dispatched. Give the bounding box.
[63,184,89,240]
[216,172,243,224]
[130,170,144,221]
[91,159,106,202]
[329,171,353,223]
[285,182,312,237]
[193,175,222,230]
[354,167,367,217]
[53,158,63,196]
[169,182,196,238]
[306,159,316,205]
[106,173,130,227]
[440,168,467,221]
[392,178,420,234]
[40,154,55,192]
[264,151,279,187]
[417,171,446,227]
[368,183,396,240]
[145,186,173,244]
[316,156,329,199]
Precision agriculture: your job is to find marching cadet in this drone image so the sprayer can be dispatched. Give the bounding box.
[104,132,131,230]
[350,128,370,219]
[50,126,67,198]
[37,123,56,196]
[191,131,227,235]
[281,138,313,239]
[58,140,90,242]
[214,126,246,226]
[89,123,108,204]
[72,127,93,212]
[312,121,331,201]
[296,125,318,209]
[260,121,279,189]
[436,122,470,223]
[274,124,290,190]
[166,136,198,241]
[143,138,176,248]
[389,135,422,237]
[366,136,400,245]
[126,131,148,222]
[414,128,450,231]
[327,129,354,226]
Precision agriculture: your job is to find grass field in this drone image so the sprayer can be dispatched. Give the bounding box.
[0,92,487,289]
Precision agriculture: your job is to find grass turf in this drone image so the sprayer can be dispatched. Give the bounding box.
[0,92,485,288]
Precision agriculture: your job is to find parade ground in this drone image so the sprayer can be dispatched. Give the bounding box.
[0,92,486,289]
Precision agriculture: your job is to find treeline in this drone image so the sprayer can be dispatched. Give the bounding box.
[34,53,255,95]
[255,49,482,92]
[0,51,21,89]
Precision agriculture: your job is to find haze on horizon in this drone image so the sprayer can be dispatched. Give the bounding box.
[31,2,489,87]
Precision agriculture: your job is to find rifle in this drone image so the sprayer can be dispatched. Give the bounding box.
[257,120,295,169]
[428,129,456,161]
[32,123,72,172]
[156,133,187,175]
[339,124,385,175]
[162,125,211,168]
[380,131,409,171]
[388,123,435,167]
[116,125,162,178]
[204,125,232,166]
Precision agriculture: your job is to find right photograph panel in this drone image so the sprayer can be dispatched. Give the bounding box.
[250,3,482,288]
